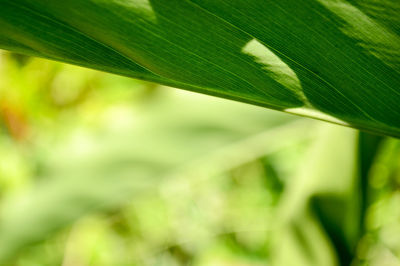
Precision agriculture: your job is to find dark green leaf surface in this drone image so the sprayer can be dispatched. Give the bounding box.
[0,0,399,136]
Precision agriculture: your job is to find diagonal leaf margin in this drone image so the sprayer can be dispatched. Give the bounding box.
[0,0,399,137]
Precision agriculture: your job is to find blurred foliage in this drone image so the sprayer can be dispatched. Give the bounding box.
[0,51,399,266]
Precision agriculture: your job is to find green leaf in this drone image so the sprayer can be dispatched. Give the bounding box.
[0,0,399,136]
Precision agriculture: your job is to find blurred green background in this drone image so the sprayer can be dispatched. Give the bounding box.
[0,51,399,266]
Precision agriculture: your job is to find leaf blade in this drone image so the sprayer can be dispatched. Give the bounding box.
[1,0,399,136]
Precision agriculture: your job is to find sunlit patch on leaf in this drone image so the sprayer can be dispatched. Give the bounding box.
[113,0,157,22]
[318,0,400,72]
[242,39,307,104]
[285,107,350,127]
